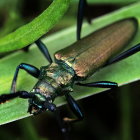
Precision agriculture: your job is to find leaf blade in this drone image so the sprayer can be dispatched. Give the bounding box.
[0,0,70,53]
[0,2,140,125]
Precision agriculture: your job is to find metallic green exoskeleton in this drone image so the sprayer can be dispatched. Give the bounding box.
[27,18,138,115]
[55,18,138,78]
[28,62,75,114]
[1,0,140,138]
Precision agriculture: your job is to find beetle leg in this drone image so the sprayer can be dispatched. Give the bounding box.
[64,92,84,123]
[105,43,140,66]
[35,39,53,64]
[54,108,70,140]
[11,63,40,93]
[76,81,118,88]
[43,102,70,139]
[77,0,88,40]
[0,91,34,104]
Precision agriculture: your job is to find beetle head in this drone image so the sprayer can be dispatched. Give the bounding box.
[28,92,56,115]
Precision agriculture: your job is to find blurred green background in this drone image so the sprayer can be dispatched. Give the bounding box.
[0,0,140,140]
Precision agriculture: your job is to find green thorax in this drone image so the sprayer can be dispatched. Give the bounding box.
[32,62,75,99]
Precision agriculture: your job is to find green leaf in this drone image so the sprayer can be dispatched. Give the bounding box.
[74,0,139,4]
[0,2,140,125]
[87,0,138,4]
[0,0,18,8]
[0,0,70,53]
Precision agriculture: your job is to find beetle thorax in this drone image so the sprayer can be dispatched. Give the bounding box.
[32,62,75,99]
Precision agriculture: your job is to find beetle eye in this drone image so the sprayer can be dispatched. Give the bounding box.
[44,102,56,112]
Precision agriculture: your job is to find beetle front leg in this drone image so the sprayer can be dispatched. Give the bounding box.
[0,91,34,104]
[11,63,40,93]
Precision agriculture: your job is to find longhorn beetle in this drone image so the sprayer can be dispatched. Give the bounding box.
[0,0,140,139]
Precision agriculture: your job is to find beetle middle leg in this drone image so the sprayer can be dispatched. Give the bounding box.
[77,0,90,40]
[64,92,84,123]
[11,63,40,93]
[64,81,117,123]
[76,81,118,88]
[61,81,117,126]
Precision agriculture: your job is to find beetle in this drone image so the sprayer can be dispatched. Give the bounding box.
[0,17,140,134]
[0,0,140,139]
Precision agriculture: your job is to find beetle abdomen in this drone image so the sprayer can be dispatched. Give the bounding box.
[55,18,138,78]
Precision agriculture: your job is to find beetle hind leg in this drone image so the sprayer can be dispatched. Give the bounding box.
[104,43,140,66]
